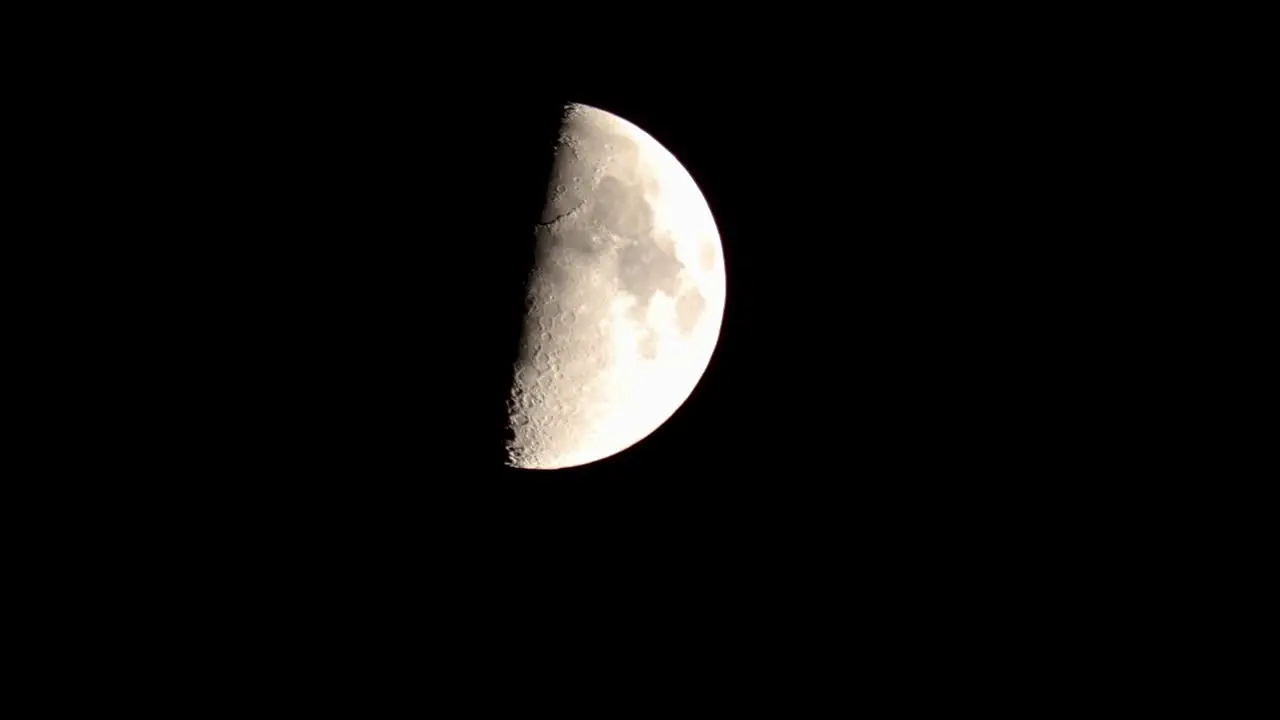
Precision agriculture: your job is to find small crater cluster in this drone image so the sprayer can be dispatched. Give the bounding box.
[505,269,615,468]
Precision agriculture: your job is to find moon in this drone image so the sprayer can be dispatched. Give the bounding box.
[505,103,726,470]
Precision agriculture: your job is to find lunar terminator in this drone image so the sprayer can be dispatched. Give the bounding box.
[506,103,725,470]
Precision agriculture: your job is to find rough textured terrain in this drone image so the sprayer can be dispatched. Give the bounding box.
[506,103,725,470]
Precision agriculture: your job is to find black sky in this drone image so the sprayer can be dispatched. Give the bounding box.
[27,12,1210,690]
[77,28,1135,591]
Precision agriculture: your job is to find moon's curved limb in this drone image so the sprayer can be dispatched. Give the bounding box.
[506,103,725,470]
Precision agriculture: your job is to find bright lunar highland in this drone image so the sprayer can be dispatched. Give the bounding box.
[505,103,726,470]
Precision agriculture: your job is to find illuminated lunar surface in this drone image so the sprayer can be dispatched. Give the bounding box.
[505,103,726,470]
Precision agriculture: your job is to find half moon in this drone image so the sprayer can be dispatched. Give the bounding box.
[505,103,726,470]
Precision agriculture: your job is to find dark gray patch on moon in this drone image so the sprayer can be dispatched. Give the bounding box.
[551,224,597,257]
[595,129,641,183]
[617,232,684,302]
[590,176,653,240]
[533,104,714,368]
[541,117,692,333]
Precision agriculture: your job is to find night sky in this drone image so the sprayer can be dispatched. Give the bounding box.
[124,70,1097,542]
[30,14,1190,690]
[78,31,1131,639]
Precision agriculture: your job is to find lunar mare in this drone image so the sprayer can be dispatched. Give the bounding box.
[506,103,725,470]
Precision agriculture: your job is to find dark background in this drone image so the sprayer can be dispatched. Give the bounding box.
[49,22,1163,642]
[130,75,1093,560]
[20,10,1235,694]
[82,47,1106,527]
[25,16,1216,691]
